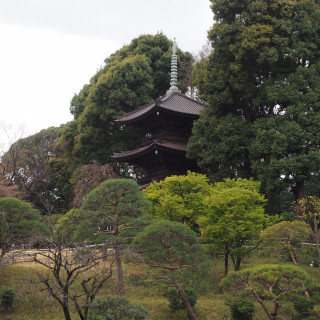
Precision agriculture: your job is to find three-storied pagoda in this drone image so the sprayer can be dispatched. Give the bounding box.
[113,42,206,185]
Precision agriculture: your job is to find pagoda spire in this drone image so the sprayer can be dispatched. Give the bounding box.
[168,39,181,93]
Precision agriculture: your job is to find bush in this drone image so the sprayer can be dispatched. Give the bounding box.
[230,301,255,320]
[88,296,149,320]
[164,287,198,311]
[292,286,320,320]
[127,272,154,287]
[307,247,320,267]
[0,288,16,312]
[293,296,315,320]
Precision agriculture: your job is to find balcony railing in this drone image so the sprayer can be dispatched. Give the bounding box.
[140,131,188,147]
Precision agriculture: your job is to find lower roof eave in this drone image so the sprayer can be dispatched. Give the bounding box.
[112,142,187,161]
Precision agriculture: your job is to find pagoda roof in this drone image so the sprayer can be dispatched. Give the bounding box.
[116,91,207,125]
[113,141,187,161]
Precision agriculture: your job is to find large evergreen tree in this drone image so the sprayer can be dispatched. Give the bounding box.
[188,0,320,210]
[27,33,193,211]
[221,264,310,320]
[132,221,209,320]
[67,33,193,164]
[77,179,150,296]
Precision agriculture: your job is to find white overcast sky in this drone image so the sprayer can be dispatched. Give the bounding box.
[0,0,213,149]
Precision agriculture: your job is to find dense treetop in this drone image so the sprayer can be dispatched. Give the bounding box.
[3,2,320,217]
[2,4,320,319]
[66,33,193,165]
[0,33,194,214]
[188,0,320,212]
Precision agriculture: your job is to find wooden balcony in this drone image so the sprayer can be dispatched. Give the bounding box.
[140,131,189,147]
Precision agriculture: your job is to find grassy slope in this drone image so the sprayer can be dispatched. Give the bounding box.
[0,252,319,320]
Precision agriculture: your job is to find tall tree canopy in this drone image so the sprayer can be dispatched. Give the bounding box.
[188,0,320,209]
[6,33,193,212]
[1,127,72,214]
[66,33,193,164]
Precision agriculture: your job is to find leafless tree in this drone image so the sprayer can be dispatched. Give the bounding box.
[0,122,25,198]
[195,40,213,62]
[178,41,213,100]
[26,219,115,320]
[1,127,64,214]
[72,160,117,208]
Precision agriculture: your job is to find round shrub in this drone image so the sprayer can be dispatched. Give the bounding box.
[230,301,255,320]
[0,288,16,312]
[88,296,149,320]
[164,287,198,311]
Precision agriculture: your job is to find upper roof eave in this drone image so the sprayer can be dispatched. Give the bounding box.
[116,91,207,125]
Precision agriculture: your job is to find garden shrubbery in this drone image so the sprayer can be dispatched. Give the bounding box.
[0,288,16,312]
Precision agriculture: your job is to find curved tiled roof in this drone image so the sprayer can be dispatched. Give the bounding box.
[116,91,206,124]
[113,141,187,161]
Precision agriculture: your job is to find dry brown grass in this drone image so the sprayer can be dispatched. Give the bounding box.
[1,251,320,319]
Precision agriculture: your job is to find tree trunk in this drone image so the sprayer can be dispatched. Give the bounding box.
[289,249,298,266]
[253,291,273,320]
[0,248,6,264]
[62,304,72,320]
[304,289,310,298]
[270,302,279,320]
[114,244,125,296]
[73,297,85,320]
[224,244,229,276]
[234,256,241,271]
[287,239,298,266]
[314,217,320,253]
[173,279,197,320]
[293,180,305,200]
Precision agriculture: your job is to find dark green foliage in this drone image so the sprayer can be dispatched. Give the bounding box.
[188,0,320,210]
[0,288,15,312]
[78,178,151,296]
[133,221,209,320]
[188,113,253,182]
[127,273,151,287]
[230,301,255,320]
[221,264,310,319]
[293,296,315,320]
[39,34,193,202]
[87,296,149,320]
[164,287,198,311]
[70,83,90,120]
[72,54,151,163]
[104,33,193,98]
[0,197,47,261]
[280,210,297,222]
[65,33,193,165]
[78,178,150,243]
[1,126,72,214]
[292,285,320,320]
[306,246,320,267]
[132,221,209,284]
[261,220,311,266]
